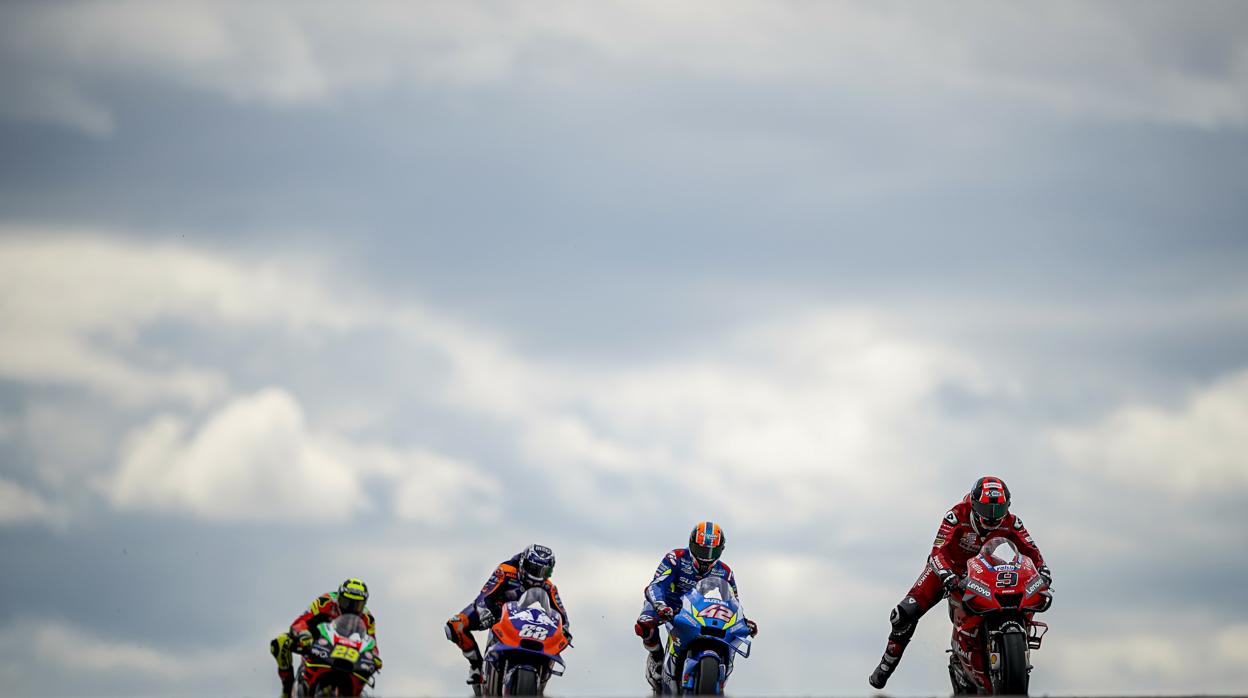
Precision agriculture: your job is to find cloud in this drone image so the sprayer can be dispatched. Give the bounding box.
[0,478,63,526]
[1055,369,1248,494]
[2,1,1246,133]
[1048,624,1248,692]
[0,617,259,695]
[109,388,367,521]
[108,387,502,524]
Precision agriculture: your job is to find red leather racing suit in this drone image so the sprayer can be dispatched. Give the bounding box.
[891,495,1046,654]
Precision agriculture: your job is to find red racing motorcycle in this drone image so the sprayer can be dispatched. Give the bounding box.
[947,537,1051,695]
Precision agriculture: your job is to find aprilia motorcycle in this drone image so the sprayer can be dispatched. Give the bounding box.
[661,576,753,695]
[948,537,1051,695]
[296,613,381,696]
[481,587,571,696]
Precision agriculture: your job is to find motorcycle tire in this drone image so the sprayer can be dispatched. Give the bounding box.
[996,630,1030,696]
[694,656,720,695]
[511,666,540,696]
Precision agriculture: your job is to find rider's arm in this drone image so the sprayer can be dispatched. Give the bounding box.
[364,610,380,658]
[722,564,740,600]
[1007,515,1047,570]
[928,510,962,578]
[644,552,679,608]
[546,580,571,628]
[289,593,333,635]
[474,563,518,614]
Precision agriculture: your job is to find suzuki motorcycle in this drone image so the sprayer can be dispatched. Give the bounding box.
[661,576,753,695]
[948,537,1051,695]
[481,587,571,696]
[296,613,381,696]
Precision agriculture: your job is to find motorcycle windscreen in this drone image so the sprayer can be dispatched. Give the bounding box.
[691,576,736,604]
[332,613,370,641]
[516,587,555,614]
[980,537,1022,568]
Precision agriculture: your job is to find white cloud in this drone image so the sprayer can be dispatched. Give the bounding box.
[0,618,259,694]
[2,1,1245,133]
[1055,369,1248,494]
[1049,625,1248,692]
[325,439,503,525]
[515,313,978,534]
[0,478,62,526]
[110,387,367,521]
[108,386,503,524]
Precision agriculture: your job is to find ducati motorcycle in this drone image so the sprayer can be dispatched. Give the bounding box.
[947,537,1051,695]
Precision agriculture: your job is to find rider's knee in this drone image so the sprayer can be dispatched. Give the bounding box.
[271,633,294,671]
[889,596,922,639]
[446,613,475,650]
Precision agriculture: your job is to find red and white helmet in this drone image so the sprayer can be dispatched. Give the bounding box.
[970,476,1011,531]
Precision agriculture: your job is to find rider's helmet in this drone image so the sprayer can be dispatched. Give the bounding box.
[337,578,369,615]
[688,521,725,574]
[970,476,1011,531]
[518,544,556,587]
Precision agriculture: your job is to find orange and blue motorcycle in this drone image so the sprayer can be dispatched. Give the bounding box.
[481,588,571,695]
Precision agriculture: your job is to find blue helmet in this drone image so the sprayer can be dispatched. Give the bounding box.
[519,544,555,587]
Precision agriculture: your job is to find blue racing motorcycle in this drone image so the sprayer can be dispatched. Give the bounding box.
[661,577,753,694]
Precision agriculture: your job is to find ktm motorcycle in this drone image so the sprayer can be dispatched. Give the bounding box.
[947,537,1051,695]
[295,613,381,696]
[661,576,753,695]
[481,587,571,696]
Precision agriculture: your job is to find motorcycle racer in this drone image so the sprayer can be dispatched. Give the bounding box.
[635,522,758,692]
[868,476,1051,690]
[269,578,379,697]
[445,544,571,688]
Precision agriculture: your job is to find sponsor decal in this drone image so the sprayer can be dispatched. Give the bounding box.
[966,580,992,598]
[1013,517,1024,530]
[945,511,959,525]
[1026,576,1045,596]
[960,532,980,552]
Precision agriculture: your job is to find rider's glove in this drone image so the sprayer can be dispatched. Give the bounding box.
[372,654,383,670]
[655,604,676,622]
[1038,564,1053,588]
[635,617,658,637]
[1036,590,1053,612]
[296,630,314,649]
[476,604,496,628]
[938,570,963,595]
[563,627,573,645]
[746,619,758,637]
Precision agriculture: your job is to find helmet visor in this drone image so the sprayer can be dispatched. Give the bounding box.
[689,541,723,566]
[339,594,365,615]
[520,558,554,582]
[972,499,1008,524]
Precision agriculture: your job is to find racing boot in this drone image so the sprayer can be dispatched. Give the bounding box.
[868,647,900,689]
[645,649,664,693]
[871,596,922,689]
[466,659,485,696]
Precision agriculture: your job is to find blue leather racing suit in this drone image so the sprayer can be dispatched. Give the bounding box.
[636,548,738,654]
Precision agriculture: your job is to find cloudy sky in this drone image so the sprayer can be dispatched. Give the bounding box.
[1,1,1247,696]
